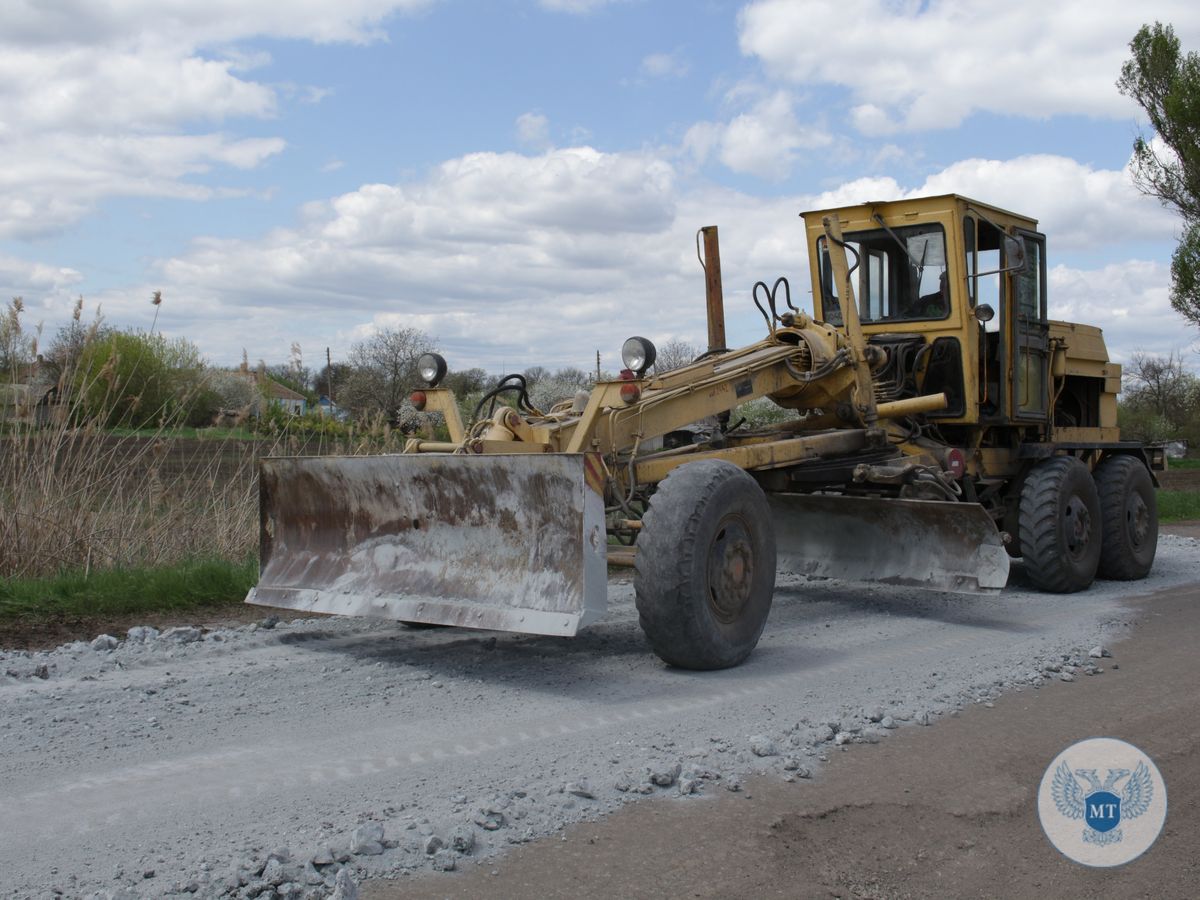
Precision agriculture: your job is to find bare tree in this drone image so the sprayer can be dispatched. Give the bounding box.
[1125,351,1199,422]
[341,326,435,421]
[1120,350,1200,442]
[654,339,704,374]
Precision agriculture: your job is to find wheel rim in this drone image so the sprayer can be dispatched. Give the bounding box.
[1064,495,1093,559]
[707,515,754,624]
[1125,492,1150,548]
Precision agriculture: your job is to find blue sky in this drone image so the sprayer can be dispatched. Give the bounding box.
[3,0,1199,375]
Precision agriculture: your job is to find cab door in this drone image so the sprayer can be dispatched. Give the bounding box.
[1010,230,1048,419]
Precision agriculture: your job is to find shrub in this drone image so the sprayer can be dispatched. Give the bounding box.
[74,331,212,429]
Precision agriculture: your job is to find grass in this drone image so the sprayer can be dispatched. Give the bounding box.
[107,425,262,441]
[1168,457,1200,469]
[1158,489,1200,523]
[0,557,257,621]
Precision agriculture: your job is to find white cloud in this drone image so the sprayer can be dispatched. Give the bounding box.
[0,133,285,239]
[1050,261,1198,364]
[515,112,551,148]
[0,1,432,238]
[795,153,1176,252]
[2,1,434,47]
[57,145,1185,375]
[538,0,628,13]
[641,51,689,79]
[685,90,832,180]
[914,155,1176,249]
[0,255,83,296]
[738,0,1200,131]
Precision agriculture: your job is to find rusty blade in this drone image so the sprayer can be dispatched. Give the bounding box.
[246,454,608,635]
[769,494,1009,594]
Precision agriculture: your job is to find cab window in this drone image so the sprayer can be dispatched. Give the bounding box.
[818,223,950,325]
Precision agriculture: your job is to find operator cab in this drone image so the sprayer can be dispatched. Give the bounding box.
[805,194,1049,429]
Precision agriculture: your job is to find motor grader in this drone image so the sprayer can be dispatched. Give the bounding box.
[248,194,1164,669]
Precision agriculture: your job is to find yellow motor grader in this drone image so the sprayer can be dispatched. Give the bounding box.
[247,194,1164,669]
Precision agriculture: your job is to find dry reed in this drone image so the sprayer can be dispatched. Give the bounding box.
[1,302,403,581]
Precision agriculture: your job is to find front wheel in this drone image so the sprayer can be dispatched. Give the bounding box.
[634,460,776,670]
[1018,456,1102,593]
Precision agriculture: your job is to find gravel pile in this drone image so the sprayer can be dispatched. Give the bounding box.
[2,534,1197,898]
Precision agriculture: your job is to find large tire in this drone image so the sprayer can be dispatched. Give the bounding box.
[1094,455,1158,580]
[634,460,776,670]
[1018,456,1102,593]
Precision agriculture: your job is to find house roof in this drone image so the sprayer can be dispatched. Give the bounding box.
[262,379,306,402]
[230,368,307,403]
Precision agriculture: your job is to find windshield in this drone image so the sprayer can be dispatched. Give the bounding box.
[818,222,950,325]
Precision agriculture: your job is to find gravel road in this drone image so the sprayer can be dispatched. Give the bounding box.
[3,536,1199,899]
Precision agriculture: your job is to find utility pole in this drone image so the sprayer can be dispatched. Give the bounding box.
[596,350,601,382]
[326,346,333,402]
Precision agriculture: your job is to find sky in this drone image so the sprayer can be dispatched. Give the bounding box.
[3,0,1200,377]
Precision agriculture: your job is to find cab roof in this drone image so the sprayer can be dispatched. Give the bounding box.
[800,194,1038,232]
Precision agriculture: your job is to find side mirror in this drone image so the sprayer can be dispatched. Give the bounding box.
[975,304,995,323]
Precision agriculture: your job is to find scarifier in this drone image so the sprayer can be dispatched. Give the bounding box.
[248,194,1164,669]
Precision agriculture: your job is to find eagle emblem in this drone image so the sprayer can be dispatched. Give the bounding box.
[1052,760,1155,846]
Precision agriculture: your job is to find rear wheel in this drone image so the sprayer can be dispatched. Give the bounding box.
[1018,456,1101,593]
[634,460,776,670]
[1094,455,1157,580]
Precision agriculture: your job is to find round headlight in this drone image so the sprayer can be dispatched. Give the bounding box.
[620,337,656,375]
[417,352,447,386]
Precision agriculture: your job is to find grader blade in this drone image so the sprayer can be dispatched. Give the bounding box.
[247,454,609,636]
[768,494,1009,594]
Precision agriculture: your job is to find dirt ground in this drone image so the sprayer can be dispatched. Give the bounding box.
[0,602,275,651]
[369,532,1200,900]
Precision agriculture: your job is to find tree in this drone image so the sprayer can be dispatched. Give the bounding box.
[1118,22,1200,326]
[340,325,434,421]
[1118,350,1200,443]
[46,298,112,379]
[654,339,704,373]
[314,361,353,401]
[206,369,261,412]
[442,367,488,396]
[527,366,593,411]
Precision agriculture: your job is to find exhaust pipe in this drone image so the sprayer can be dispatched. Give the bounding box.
[699,226,727,354]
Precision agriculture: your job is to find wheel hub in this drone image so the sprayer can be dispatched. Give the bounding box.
[1064,496,1092,557]
[707,517,754,624]
[1126,494,1150,547]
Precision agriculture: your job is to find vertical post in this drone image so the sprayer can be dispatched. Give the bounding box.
[700,226,727,353]
[326,346,333,402]
[821,216,878,429]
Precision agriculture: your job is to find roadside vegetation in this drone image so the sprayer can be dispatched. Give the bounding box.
[1158,490,1200,522]
[0,297,409,623]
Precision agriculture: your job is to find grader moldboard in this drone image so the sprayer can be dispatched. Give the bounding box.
[248,194,1164,669]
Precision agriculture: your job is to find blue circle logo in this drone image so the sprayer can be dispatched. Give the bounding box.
[1038,737,1167,866]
